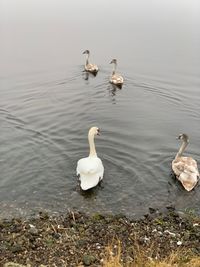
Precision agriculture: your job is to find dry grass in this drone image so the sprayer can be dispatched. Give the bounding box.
[102,242,200,267]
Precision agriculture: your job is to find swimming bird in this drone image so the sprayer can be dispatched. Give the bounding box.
[76,127,104,190]
[109,59,124,87]
[83,50,99,74]
[172,134,199,191]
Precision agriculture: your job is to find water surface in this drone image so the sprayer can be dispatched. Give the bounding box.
[0,0,200,218]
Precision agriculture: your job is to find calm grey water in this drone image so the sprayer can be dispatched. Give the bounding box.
[0,0,200,218]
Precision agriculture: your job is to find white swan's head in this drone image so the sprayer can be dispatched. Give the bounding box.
[83,50,90,55]
[88,126,100,137]
[110,59,117,64]
[177,133,189,143]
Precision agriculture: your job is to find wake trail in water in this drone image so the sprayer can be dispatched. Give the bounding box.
[126,76,181,105]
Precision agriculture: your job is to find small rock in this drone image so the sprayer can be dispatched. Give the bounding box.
[10,244,23,253]
[183,232,190,240]
[177,241,182,246]
[149,207,156,214]
[92,213,105,221]
[166,205,175,212]
[164,230,176,237]
[82,254,95,266]
[29,224,39,235]
[143,236,150,243]
[39,211,49,220]
[126,256,134,262]
[52,232,60,239]
[156,226,163,232]
[96,243,101,249]
[77,239,88,246]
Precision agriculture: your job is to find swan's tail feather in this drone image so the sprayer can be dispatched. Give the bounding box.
[79,173,102,190]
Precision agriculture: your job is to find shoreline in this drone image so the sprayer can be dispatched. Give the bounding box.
[0,207,200,266]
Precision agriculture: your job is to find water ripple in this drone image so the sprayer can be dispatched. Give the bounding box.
[0,65,200,218]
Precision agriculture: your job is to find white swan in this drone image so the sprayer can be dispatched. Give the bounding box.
[109,59,124,87]
[172,134,199,191]
[76,127,104,190]
[83,50,99,74]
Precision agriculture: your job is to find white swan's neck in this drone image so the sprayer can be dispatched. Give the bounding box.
[112,63,117,75]
[175,140,188,159]
[88,132,97,157]
[86,54,89,65]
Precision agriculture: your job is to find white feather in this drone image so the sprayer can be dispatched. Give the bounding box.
[77,157,104,190]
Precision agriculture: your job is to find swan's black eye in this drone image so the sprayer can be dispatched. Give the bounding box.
[97,128,100,135]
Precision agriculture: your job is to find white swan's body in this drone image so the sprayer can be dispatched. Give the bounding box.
[76,127,104,190]
[110,59,124,86]
[77,157,104,190]
[83,50,99,74]
[172,134,199,191]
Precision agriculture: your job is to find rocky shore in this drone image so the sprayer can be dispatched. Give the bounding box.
[0,207,200,267]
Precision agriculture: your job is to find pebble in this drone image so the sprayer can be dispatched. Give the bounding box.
[177,241,182,246]
[164,230,176,237]
[10,244,23,253]
[82,254,96,266]
[28,224,39,235]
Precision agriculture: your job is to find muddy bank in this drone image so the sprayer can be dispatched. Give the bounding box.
[0,207,200,266]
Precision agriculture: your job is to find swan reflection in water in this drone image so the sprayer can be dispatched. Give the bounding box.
[78,181,104,198]
[107,83,122,104]
[82,70,98,81]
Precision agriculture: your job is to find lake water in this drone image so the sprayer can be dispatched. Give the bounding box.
[0,0,200,218]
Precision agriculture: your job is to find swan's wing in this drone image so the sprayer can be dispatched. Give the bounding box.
[172,158,186,176]
[172,157,199,191]
[179,172,198,191]
[85,63,98,72]
[172,157,199,175]
[111,74,124,84]
[79,172,103,190]
[76,157,104,190]
[77,157,103,175]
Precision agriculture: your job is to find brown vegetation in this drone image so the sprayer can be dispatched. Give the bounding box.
[103,243,200,267]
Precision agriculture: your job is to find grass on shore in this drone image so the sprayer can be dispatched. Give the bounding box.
[102,242,200,267]
[4,247,200,267]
